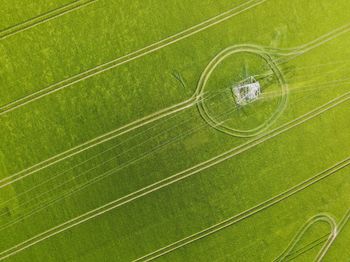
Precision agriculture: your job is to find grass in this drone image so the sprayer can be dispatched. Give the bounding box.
[0,0,349,261]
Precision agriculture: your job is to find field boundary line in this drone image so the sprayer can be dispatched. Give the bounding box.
[0,0,266,115]
[0,0,98,40]
[134,158,350,262]
[0,90,349,260]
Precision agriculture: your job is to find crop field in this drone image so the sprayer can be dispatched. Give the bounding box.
[0,0,349,261]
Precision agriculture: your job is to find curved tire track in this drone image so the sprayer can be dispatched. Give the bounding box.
[0,90,349,261]
[275,214,337,262]
[134,158,350,262]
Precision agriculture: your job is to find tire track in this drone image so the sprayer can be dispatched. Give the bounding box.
[134,158,350,262]
[0,97,196,189]
[196,45,288,138]
[315,209,350,261]
[0,90,349,261]
[0,0,268,189]
[0,93,238,232]
[0,0,266,115]
[0,0,98,40]
[275,214,337,262]
[0,0,267,187]
[2,17,349,192]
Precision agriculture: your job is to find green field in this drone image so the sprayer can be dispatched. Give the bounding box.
[0,0,349,261]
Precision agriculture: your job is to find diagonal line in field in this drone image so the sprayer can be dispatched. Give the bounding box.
[0,89,349,261]
[0,0,267,115]
[0,0,267,188]
[0,0,98,40]
[0,92,238,232]
[134,159,350,262]
[2,14,350,192]
[2,2,350,191]
[0,97,196,189]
